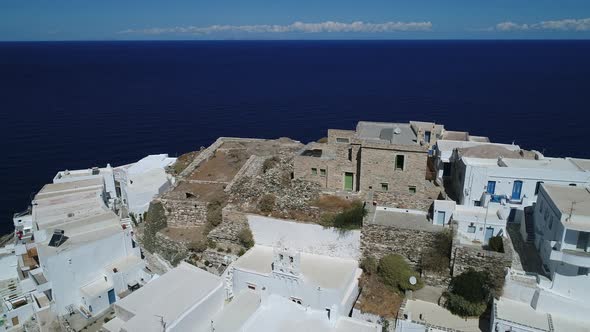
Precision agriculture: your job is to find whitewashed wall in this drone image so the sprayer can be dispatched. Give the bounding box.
[247,215,361,260]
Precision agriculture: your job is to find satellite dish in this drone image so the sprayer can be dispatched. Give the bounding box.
[409,276,417,285]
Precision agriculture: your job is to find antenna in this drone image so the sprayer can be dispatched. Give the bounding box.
[567,201,576,222]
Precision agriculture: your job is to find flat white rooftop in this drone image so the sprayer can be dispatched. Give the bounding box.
[112,262,222,332]
[543,184,590,231]
[402,299,481,332]
[495,297,551,331]
[127,154,176,175]
[233,245,359,289]
[214,291,379,332]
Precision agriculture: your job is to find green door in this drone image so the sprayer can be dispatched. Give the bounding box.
[344,172,354,191]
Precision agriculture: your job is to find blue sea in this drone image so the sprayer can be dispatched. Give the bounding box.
[1,40,590,235]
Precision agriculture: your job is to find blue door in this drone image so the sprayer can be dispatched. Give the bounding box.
[512,181,523,200]
[487,181,496,194]
[484,227,494,244]
[436,211,446,225]
[108,289,116,304]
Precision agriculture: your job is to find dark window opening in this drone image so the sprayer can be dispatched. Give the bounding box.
[395,155,405,170]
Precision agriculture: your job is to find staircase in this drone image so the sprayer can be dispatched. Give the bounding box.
[524,208,535,243]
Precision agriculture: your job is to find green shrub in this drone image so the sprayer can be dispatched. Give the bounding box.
[445,292,488,317]
[206,199,224,227]
[258,194,276,213]
[360,256,378,275]
[378,254,423,291]
[445,269,494,317]
[188,240,207,253]
[238,248,246,256]
[207,239,217,249]
[238,227,255,248]
[332,201,366,230]
[449,269,491,303]
[488,236,504,253]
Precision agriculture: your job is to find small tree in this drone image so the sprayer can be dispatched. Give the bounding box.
[378,254,423,291]
[332,201,367,230]
[422,229,452,273]
[238,227,254,248]
[360,256,378,275]
[258,194,276,213]
[445,269,493,317]
[488,236,504,253]
[206,199,224,227]
[188,240,207,253]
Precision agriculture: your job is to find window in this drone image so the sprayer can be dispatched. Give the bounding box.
[290,297,302,305]
[408,186,416,194]
[381,183,389,191]
[348,148,353,161]
[443,163,452,177]
[549,216,553,230]
[424,131,431,143]
[247,283,257,290]
[570,183,577,187]
[336,137,349,143]
[289,256,294,263]
[320,169,326,176]
[395,155,405,170]
[579,267,589,276]
[468,223,476,233]
[279,254,284,261]
[535,181,544,195]
[311,168,317,175]
[487,181,496,195]
[326,308,331,319]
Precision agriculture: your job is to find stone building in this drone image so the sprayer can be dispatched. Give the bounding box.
[294,120,471,210]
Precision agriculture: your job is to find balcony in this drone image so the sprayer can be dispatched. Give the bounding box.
[550,248,590,268]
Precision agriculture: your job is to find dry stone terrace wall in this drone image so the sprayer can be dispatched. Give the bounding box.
[451,236,513,279]
[372,184,441,212]
[361,223,440,266]
[207,207,249,247]
[160,199,207,227]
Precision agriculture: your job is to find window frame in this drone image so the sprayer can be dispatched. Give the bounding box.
[311,168,318,175]
[395,154,405,171]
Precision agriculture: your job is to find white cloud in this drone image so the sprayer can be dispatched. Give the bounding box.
[492,18,590,32]
[119,20,433,35]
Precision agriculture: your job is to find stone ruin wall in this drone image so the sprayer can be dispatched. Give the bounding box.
[159,199,207,228]
[450,236,513,279]
[361,223,451,288]
[207,207,249,248]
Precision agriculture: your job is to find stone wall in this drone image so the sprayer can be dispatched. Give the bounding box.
[207,207,249,247]
[361,223,451,288]
[359,145,429,194]
[372,185,441,212]
[361,223,440,265]
[178,138,224,178]
[293,142,360,192]
[152,232,189,266]
[224,155,262,193]
[450,236,513,279]
[160,199,207,227]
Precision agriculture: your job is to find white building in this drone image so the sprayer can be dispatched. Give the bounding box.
[30,177,147,317]
[396,299,481,332]
[105,244,378,332]
[452,156,590,214]
[433,140,523,185]
[491,184,590,332]
[433,199,510,244]
[104,262,225,332]
[211,289,380,332]
[114,154,176,216]
[227,245,362,316]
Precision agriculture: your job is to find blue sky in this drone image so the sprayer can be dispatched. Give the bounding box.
[1,0,590,40]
